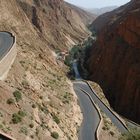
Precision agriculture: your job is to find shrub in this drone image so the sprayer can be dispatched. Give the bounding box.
[22,80,29,88]
[30,135,34,139]
[18,110,26,117]
[0,112,3,117]
[40,123,47,130]
[51,132,59,139]
[12,110,26,124]
[40,107,49,114]
[29,123,34,128]
[20,127,28,135]
[32,104,36,108]
[39,96,43,100]
[7,98,15,105]
[13,90,22,102]
[109,131,114,136]
[62,92,72,104]
[52,114,60,124]
[12,113,22,124]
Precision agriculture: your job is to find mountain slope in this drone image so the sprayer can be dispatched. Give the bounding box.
[89,3,133,33]
[87,0,140,123]
[0,0,94,139]
[17,0,94,51]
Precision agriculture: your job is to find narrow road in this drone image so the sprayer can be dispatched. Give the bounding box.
[73,60,101,140]
[0,32,14,60]
[73,60,128,140]
[73,84,100,140]
[75,81,128,133]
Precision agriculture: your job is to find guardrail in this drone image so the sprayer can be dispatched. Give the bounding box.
[0,32,17,80]
[122,116,140,128]
[85,81,128,131]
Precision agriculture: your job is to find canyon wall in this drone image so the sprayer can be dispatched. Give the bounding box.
[87,0,140,123]
[17,0,95,50]
[0,0,94,139]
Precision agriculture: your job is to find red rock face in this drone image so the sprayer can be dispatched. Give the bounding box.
[87,0,140,123]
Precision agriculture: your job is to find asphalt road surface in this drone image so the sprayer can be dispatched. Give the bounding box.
[72,60,128,140]
[0,32,14,60]
[73,84,100,140]
[75,81,128,133]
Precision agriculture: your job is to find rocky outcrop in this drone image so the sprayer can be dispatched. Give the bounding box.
[87,0,140,123]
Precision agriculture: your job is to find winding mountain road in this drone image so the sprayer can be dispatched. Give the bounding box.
[0,32,14,60]
[73,60,128,140]
[73,84,100,140]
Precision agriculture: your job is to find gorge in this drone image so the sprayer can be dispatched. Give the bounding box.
[0,0,139,139]
[86,0,140,124]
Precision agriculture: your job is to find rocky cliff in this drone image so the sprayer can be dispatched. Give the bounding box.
[17,0,95,50]
[0,0,94,139]
[87,0,140,123]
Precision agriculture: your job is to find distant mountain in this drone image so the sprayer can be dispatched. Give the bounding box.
[66,2,96,25]
[88,6,118,15]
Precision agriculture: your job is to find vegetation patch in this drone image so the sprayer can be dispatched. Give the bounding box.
[62,92,72,104]
[12,113,22,124]
[32,104,36,108]
[51,131,59,139]
[18,110,26,117]
[19,126,28,135]
[29,123,34,128]
[13,90,22,102]
[12,110,26,124]
[51,113,60,124]
[7,98,15,105]
[0,123,11,133]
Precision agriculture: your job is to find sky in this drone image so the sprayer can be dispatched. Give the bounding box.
[64,0,130,8]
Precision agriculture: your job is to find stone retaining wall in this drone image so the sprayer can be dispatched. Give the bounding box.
[86,81,128,131]
[95,102,103,140]
[0,131,16,140]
